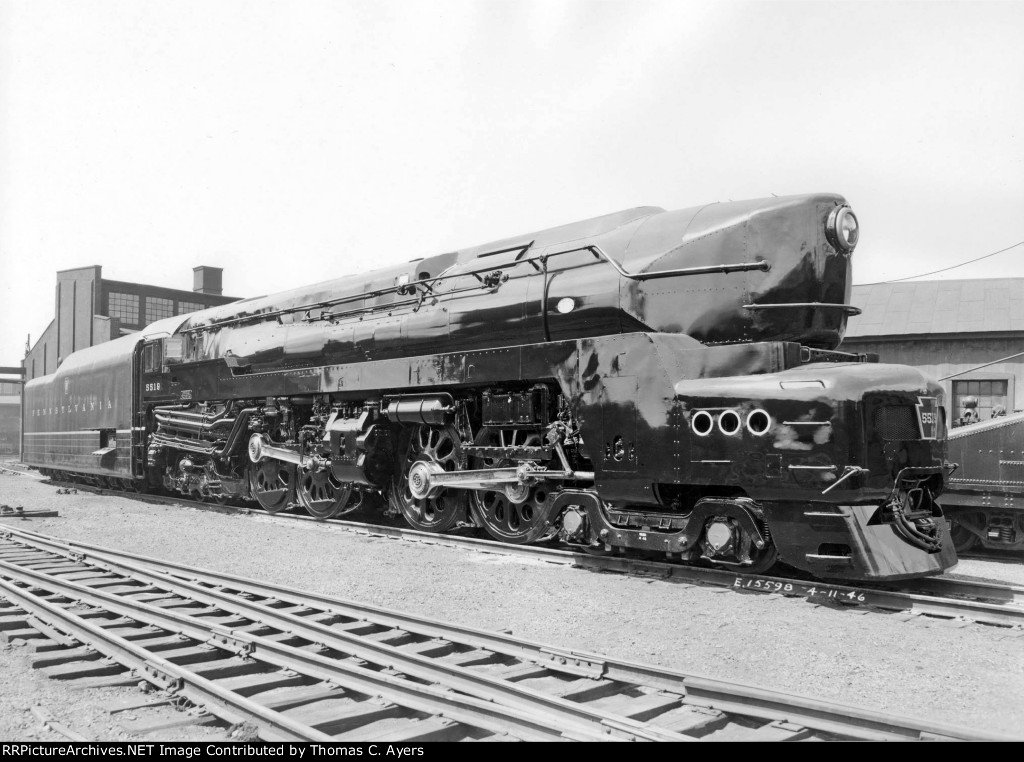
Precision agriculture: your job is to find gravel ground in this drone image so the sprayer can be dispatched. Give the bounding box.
[1,468,1023,742]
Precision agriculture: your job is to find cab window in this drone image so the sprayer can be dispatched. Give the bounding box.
[143,342,163,373]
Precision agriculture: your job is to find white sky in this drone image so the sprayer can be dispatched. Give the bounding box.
[1,0,1022,365]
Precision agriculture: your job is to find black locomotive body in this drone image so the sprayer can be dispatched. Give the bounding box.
[22,193,957,581]
[943,412,1024,553]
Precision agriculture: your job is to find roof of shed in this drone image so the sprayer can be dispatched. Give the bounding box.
[844,278,1024,338]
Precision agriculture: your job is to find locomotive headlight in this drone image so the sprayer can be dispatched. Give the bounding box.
[826,205,859,253]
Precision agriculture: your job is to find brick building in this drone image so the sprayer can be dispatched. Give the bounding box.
[23,266,237,381]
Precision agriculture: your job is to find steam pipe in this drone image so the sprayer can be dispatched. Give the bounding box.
[151,406,257,459]
[155,416,235,432]
[155,405,233,423]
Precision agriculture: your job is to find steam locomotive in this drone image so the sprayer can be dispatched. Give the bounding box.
[22,193,957,581]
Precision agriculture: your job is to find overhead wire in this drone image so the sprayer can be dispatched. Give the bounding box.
[856,239,1024,286]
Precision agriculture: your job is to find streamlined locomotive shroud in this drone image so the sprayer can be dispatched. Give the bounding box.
[22,194,957,581]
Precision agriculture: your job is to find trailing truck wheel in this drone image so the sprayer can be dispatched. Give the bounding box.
[469,427,558,544]
[389,424,468,533]
[249,461,295,514]
[297,467,363,521]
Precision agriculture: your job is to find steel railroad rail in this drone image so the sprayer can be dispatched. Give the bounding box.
[25,476,1024,628]
[0,527,1014,742]
[0,570,582,742]
[0,533,685,742]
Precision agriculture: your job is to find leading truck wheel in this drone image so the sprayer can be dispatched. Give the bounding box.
[740,543,779,575]
[249,460,295,514]
[388,424,468,533]
[700,515,779,575]
[948,517,979,553]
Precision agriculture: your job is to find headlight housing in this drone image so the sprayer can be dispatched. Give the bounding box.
[826,205,859,252]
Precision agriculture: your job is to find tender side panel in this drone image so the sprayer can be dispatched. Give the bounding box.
[22,333,140,478]
[22,430,133,475]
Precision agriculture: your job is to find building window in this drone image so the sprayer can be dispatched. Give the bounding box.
[145,296,174,324]
[177,300,205,315]
[108,292,139,325]
[952,379,1008,425]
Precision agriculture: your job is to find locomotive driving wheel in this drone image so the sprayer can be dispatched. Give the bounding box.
[297,467,363,520]
[469,427,558,544]
[249,460,296,514]
[388,424,468,533]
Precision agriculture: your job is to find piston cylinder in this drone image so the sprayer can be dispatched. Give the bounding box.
[384,394,455,426]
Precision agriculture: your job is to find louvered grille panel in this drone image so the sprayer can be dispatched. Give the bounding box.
[874,405,919,441]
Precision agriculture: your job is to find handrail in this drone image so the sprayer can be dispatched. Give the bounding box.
[743,301,861,316]
[571,244,769,282]
[183,242,769,334]
[180,243,534,334]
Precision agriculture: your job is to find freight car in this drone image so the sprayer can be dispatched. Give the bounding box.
[943,412,1024,552]
[22,193,957,581]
